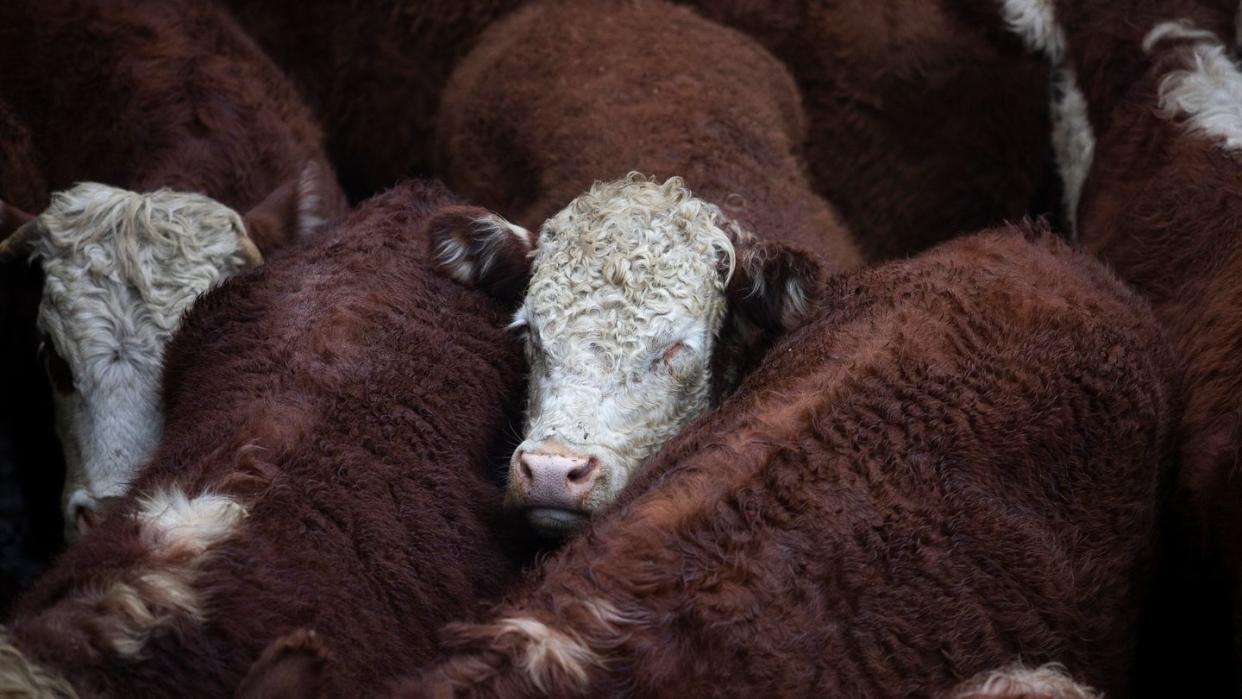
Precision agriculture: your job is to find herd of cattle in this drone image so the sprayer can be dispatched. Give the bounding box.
[0,0,1240,696]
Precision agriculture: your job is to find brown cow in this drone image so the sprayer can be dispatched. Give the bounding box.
[0,0,348,534]
[0,182,537,696]
[431,0,860,538]
[389,225,1176,698]
[1000,0,1242,694]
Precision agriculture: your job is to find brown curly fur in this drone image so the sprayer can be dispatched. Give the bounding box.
[436,0,859,272]
[392,225,1177,698]
[1035,0,1242,694]
[683,0,1057,258]
[4,183,538,697]
[0,0,345,250]
[218,0,525,200]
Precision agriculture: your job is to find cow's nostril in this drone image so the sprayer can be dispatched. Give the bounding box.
[566,457,598,484]
[517,453,534,483]
[74,505,97,535]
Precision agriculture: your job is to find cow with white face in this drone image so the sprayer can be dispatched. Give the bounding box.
[0,169,333,537]
[430,175,820,537]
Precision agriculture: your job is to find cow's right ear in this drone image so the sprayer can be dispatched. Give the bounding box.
[426,206,534,305]
[0,199,40,261]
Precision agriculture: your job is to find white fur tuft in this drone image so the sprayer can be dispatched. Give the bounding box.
[999,0,1065,63]
[71,489,247,658]
[951,663,1099,698]
[1049,68,1096,237]
[1150,27,1242,150]
[492,617,598,693]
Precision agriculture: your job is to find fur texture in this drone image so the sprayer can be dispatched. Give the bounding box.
[435,0,861,534]
[1033,2,1242,694]
[394,226,1176,698]
[686,0,1055,257]
[2,183,536,696]
[217,0,525,199]
[0,0,347,533]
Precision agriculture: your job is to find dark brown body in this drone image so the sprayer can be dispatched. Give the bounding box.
[398,227,1177,698]
[683,0,1056,259]
[1043,0,1242,693]
[219,0,525,200]
[437,0,860,271]
[7,182,537,696]
[0,100,58,618]
[0,0,344,252]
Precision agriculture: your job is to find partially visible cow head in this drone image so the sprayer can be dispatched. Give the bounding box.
[0,165,334,538]
[430,175,820,537]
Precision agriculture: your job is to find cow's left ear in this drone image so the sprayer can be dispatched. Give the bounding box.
[426,205,534,306]
[242,160,348,252]
[725,236,821,332]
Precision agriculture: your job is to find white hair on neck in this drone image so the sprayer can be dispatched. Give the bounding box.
[31,182,255,528]
[999,0,1065,63]
[1050,67,1095,237]
[1148,22,1242,150]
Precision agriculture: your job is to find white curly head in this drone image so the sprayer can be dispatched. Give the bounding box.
[508,175,737,533]
[28,183,256,535]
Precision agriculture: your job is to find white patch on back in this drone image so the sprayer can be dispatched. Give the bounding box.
[999,0,1065,62]
[31,183,254,528]
[951,663,1099,698]
[87,489,246,657]
[1148,23,1242,150]
[491,617,598,693]
[1050,68,1095,237]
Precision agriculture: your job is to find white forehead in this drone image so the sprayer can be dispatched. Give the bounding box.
[524,176,735,351]
[32,183,249,368]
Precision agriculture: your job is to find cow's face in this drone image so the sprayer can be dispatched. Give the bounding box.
[0,165,339,537]
[430,175,820,537]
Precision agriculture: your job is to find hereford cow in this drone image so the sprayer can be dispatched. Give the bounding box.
[431,0,860,537]
[387,226,1176,698]
[0,182,537,697]
[1001,0,1242,694]
[0,0,347,535]
[684,0,1057,258]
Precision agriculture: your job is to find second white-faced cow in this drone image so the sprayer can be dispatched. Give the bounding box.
[0,0,346,535]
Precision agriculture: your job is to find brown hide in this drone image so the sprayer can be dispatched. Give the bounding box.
[683,0,1056,258]
[436,0,859,274]
[7,183,536,696]
[395,226,1176,698]
[1046,0,1242,693]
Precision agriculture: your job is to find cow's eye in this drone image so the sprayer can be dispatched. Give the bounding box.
[662,342,686,364]
[38,339,75,395]
[657,341,692,377]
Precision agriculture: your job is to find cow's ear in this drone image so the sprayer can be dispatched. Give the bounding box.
[0,199,40,261]
[725,235,821,332]
[427,205,534,305]
[242,160,348,251]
